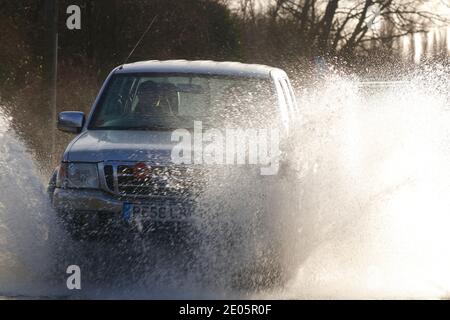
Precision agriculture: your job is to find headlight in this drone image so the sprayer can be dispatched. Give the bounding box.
[57,163,99,189]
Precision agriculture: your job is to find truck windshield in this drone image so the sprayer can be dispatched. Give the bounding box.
[88,73,278,130]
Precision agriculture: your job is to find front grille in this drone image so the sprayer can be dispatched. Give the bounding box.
[103,163,203,198]
[104,165,114,191]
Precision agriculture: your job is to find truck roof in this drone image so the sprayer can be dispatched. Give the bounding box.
[114,60,283,78]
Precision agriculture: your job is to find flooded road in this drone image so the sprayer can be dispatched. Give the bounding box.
[1,69,450,299]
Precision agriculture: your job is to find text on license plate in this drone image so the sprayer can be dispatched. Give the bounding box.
[122,202,192,221]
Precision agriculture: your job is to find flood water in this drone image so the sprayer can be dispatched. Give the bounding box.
[0,66,450,299]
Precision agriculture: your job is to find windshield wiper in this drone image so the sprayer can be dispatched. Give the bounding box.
[121,125,176,131]
[90,125,176,131]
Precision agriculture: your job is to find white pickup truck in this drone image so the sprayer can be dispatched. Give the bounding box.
[48,60,301,284]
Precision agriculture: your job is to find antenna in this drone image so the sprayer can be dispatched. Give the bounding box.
[120,15,158,69]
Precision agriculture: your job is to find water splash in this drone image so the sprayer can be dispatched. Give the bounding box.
[1,63,450,298]
[0,106,57,297]
[258,64,450,299]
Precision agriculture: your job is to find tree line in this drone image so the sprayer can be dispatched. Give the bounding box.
[1,0,448,94]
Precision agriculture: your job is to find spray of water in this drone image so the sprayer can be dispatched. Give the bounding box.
[1,62,450,298]
[257,63,450,299]
[0,108,58,297]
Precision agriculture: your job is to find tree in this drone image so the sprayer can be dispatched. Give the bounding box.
[263,0,449,58]
[56,0,240,75]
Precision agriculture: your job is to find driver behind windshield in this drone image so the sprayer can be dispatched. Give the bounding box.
[134,81,177,116]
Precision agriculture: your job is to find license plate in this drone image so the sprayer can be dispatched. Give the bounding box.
[122,202,192,222]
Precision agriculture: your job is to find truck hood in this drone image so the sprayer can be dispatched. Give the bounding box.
[65,130,182,163]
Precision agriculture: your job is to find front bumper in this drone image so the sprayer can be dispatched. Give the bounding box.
[53,188,124,213]
[52,188,198,240]
[52,188,194,213]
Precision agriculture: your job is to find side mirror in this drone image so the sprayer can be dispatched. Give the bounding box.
[58,111,85,134]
